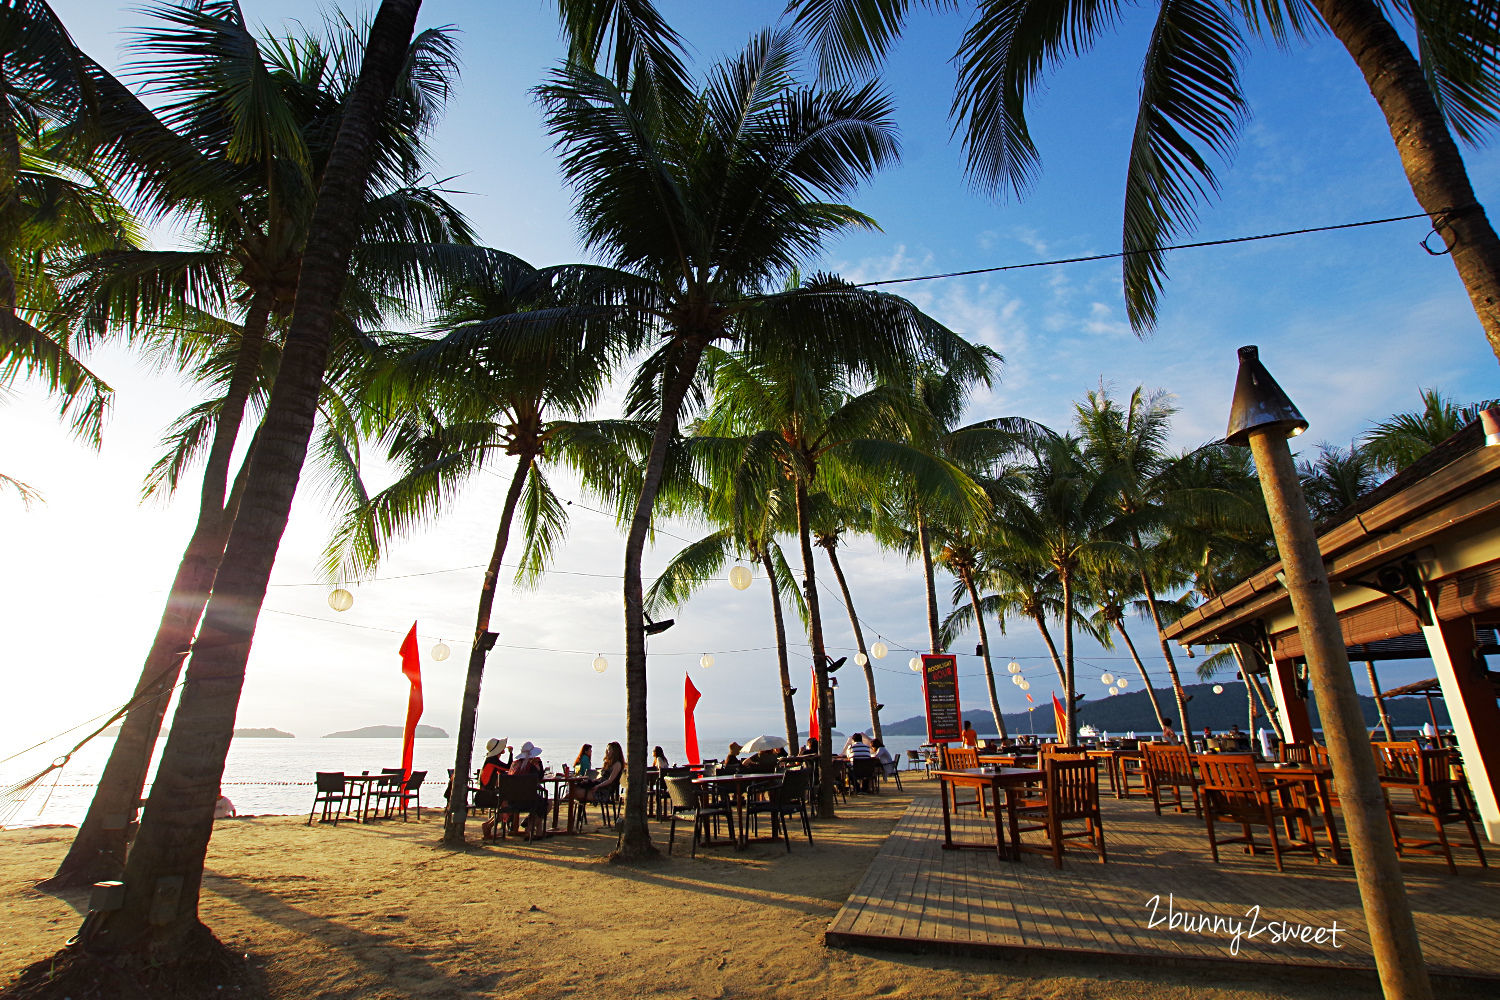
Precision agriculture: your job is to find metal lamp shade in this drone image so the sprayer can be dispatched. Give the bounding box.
[1225,345,1308,447]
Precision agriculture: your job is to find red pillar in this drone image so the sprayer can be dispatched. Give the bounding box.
[1268,656,1315,743]
[1422,615,1500,844]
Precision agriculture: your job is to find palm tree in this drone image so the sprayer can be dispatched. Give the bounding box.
[48,3,471,888]
[942,551,1068,688]
[810,495,886,745]
[1362,387,1500,472]
[792,1,1500,362]
[1072,386,1202,734]
[321,250,641,847]
[1297,440,1386,520]
[94,0,432,958]
[1080,567,1168,731]
[646,474,806,752]
[1002,430,1130,742]
[537,29,991,852]
[697,340,990,816]
[935,526,1008,739]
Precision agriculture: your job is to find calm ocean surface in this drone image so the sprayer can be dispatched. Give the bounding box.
[5,729,909,828]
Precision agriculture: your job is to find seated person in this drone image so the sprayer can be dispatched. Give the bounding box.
[573,743,593,776]
[471,737,510,809]
[846,732,873,761]
[652,746,670,770]
[799,736,819,757]
[565,741,625,831]
[741,748,779,773]
[720,741,743,773]
[871,739,896,776]
[485,741,548,839]
[214,789,236,819]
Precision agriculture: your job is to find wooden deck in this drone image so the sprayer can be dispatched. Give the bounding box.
[826,792,1500,984]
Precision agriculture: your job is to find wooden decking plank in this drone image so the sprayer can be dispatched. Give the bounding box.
[825,787,1500,982]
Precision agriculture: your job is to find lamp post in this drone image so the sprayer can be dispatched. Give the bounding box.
[1226,346,1431,1000]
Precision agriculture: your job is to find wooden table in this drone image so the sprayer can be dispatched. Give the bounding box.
[1257,763,1345,864]
[342,772,398,822]
[693,772,783,849]
[933,767,1044,861]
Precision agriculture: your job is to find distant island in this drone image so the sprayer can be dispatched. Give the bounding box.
[324,724,450,738]
[101,725,294,738]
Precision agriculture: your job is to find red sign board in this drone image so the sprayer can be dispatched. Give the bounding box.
[921,654,962,743]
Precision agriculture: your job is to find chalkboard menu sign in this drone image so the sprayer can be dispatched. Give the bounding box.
[921,654,962,744]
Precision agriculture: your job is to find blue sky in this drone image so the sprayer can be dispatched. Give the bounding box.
[4,1,1498,752]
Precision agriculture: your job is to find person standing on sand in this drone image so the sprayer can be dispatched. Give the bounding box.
[961,721,978,748]
[1160,719,1180,744]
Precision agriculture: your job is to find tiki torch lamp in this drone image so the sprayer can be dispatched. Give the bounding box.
[1226,345,1431,999]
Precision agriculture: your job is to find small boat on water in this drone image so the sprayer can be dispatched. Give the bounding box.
[1078,724,1100,739]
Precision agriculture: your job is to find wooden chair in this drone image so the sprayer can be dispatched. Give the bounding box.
[664,776,735,857]
[1197,754,1317,872]
[488,773,545,840]
[1279,742,1315,765]
[1011,758,1106,868]
[377,770,426,821]
[1384,746,1488,872]
[307,772,349,825]
[573,770,623,831]
[1144,744,1201,816]
[941,747,984,815]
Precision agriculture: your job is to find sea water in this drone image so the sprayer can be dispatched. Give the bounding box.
[1,729,852,828]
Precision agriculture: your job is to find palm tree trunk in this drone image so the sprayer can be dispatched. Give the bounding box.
[1314,0,1500,363]
[1233,644,1285,742]
[822,542,881,744]
[1060,570,1077,743]
[795,479,837,819]
[47,293,270,889]
[1365,658,1394,741]
[962,570,1006,739]
[617,338,707,860]
[761,548,798,752]
[1030,611,1066,687]
[1113,620,1167,731]
[443,455,532,845]
[917,511,940,651]
[90,1,424,957]
[1131,530,1192,735]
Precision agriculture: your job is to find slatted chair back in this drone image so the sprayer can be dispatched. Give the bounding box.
[1040,744,1086,761]
[1280,742,1314,764]
[944,747,979,770]
[1407,747,1458,814]
[1144,743,1193,784]
[1309,744,1331,766]
[1047,758,1099,820]
[315,772,346,794]
[1196,753,1266,817]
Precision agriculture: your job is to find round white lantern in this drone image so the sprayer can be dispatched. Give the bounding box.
[1101,673,1114,685]
[1117,677,1128,689]
[728,565,753,591]
[327,588,354,612]
[854,652,868,667]
[593,654,608,674]
[1007,660,1021,675]
[908,657,922,672]
[871,641,888,659]
[1213,684,1224,694]
[432,642,450,662]
[700,653,715,670]
[1011,674,1022,686]
[1019,679,1031,691]
[1109,686,1119,696]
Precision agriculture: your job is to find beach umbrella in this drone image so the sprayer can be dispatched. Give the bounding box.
[741,735,788,754]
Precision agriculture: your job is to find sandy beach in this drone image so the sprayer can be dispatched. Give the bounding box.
[2,779,1466,1000]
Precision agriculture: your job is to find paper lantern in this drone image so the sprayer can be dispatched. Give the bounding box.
[908,657,922,672]
[1019,679,1031,691]
[1117,677,1128,689]
[1213,684,1225,694]
[593,654,608,674]
[728,565,753,591]
[854,652,868,667]
[700,653,715,670]
[1011,674,1022,686]
[1006,660,1021,675]
[1109,686,1119,696]
[327,588,354,612]
[871,641,888,659]
[432,642,450,662]
[1101,673,1114,685]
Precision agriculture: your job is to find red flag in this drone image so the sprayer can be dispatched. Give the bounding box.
[399,623,423,781]
[808,665,819,739]
[684,674,702,765]
[1052,692,1067,740]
